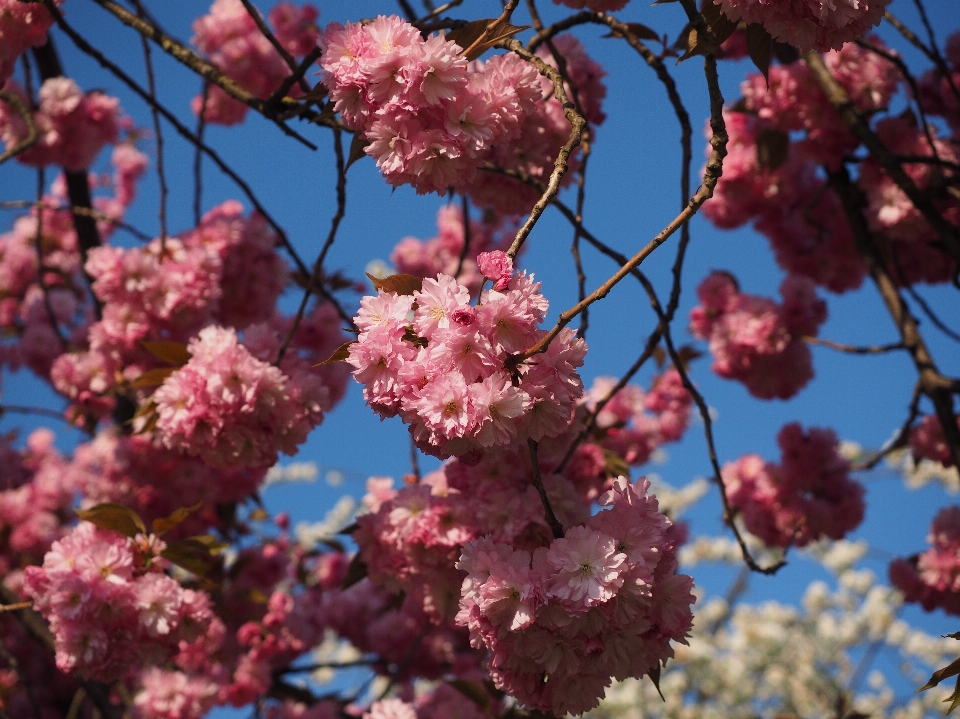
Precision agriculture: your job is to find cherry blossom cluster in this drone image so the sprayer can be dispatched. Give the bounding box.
[723,423,865,547]
[890,506,960,615]
[463,34,607,216]
[191,0,319,125]
[348,267,586,460]
[0,0,62,84]
[918,31,960,131]
[910,414,960,468]
[22,522,216,682]
[66,431,266,539]
[318,15,543,196]
[151,325,330,470]
[390,205,514,296]
[582,367,692,469]
[0,77,121,171]
[0,430,73,587]
[703,40,960,291]
[710,0,889,52]
[689,271,826,400]
[457,477,694,716]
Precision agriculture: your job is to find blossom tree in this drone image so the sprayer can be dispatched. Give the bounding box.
[0,0,959,718]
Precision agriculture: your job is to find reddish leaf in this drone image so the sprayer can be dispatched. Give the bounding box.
[152,502,203,536]
[447,19,529,61]
[132,366,177,389]
[366,272,423,296]
[745,23,773,81]
[140,340,191,366]
[316,341,356,366]
[76,503,147,539]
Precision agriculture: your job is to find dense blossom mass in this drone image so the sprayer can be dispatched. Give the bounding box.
[723,423,865,547]
[0,1,959,718]
[347,267,587,460]
[711,0,889,52]
[689,272,826,400]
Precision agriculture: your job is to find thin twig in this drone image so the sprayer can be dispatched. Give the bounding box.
[276,128,348,365]
[853,383,922,470]
[632,268,786,574]
[902,282,960,343]
[501,38,587,260]
[88,0,320,149]
[0,200,152,241]
[45,8,357,328]
[0,90,38,165]
[854,39,943,168]
[238,0,308,91]
[806,50,960,272]
[571,130,590,338]
[802,337,905,354]
[0,404,72,423]
[827,165,960,469]
[132,0,168,246]
[528,439,564,539]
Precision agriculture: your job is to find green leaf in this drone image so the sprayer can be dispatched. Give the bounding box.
[140,340,192,367]
[745,23,773,82]
[152,502,204,536]
[76,503,147,539]
[603,448,630,480]
[132,366,178,389]
[366,272,423,296]
[315,341,356,367]
[341,553,368,589]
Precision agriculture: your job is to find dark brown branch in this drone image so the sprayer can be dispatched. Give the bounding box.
[237,0,308,93]
[827,165,960,469]
[265,47,322,109]
[805,51,960,271]
[0,90,38,165]
[32,39,104,321]
[631,269,786,574]
[528,439,564,539]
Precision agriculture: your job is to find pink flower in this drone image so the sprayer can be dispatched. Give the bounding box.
[477,251,514,291]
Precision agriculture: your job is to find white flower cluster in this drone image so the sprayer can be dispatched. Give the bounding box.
[589,544,956,719]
